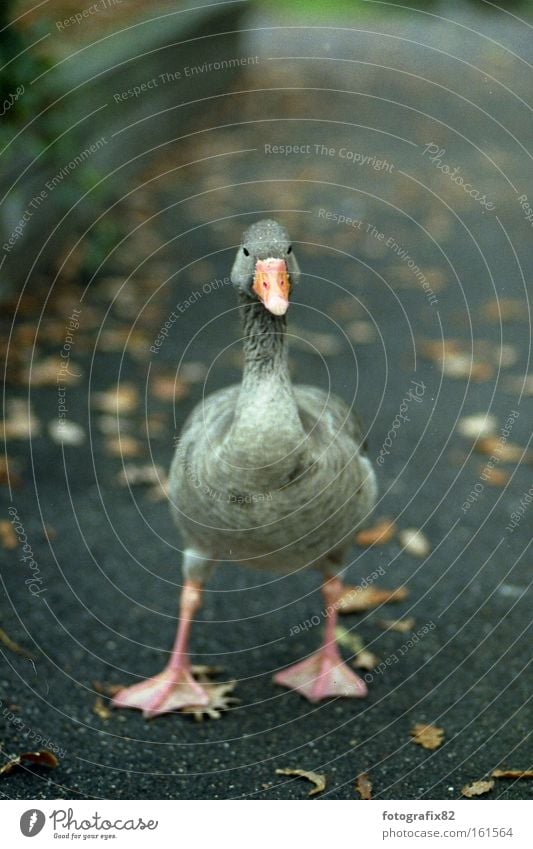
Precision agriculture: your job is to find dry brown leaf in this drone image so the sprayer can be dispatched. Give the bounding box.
[458,414,497,440]
[338,584,408,614]
[92,384,138,415]
[0,456,23,488]
[24,356,82,387]
[0,750,59,777]
[410,723,444,750]
[0,521,18,549]
[501,375,533,397]
[491,769,533,780]
[117,464,166,487]
[105,436,142,458]
[93,696,112,720]
[150,374,190,403]
[335,627,364,654]
[481,299,525,322]
[474,437,530,464]
[399,528,431,558]
[2,399,41,439]
[356,517,396,546]
[461,779,494,797]
[48,420,85,446]
[0,628,35,659]
[379,617,415,633]
[92,681,123,697]
[347,321,376,344]
[355,772,372,799]
[353,649,380,671]
[275,768,326,797]
[180,679,239,721]
[482,467,509,487]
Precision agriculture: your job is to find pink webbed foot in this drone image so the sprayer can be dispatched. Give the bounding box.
[112,667,209,719]
[274,650,367,703]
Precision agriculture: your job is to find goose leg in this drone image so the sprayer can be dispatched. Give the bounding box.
[113,551,214,719]
[274,576,367,702]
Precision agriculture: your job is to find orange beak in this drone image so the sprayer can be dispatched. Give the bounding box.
[252,258,290,315]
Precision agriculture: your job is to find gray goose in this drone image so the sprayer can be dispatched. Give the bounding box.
[113,219,377,717]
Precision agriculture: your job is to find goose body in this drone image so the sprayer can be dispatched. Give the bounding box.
[114,220,377,716]
[169,381,375,574]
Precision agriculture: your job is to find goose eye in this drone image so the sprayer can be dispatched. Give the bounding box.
[242,247,250,257]
[287,245,292,254]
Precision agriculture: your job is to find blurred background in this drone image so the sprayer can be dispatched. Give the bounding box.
[1,0,532,801]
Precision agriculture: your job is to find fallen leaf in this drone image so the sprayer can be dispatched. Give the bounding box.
[0,750,58,777]
[501,375,533,397]
[461,779,494,797]
[491,769,533,779]
[0,456,23,488]
[2,399,41,439]
[353,649,379,671]
[180,361,208,383]
[93,696,112,720]
[379,617,415,633]
[92,681,123,697]
[180,679,239,721]
[347,321,376,344]
[399,528,431,558]
[150,374,190,403]
[481,299,525,322]
[337,584,408,614]
[458,414,497,440]
[105,436,142,458]
[0,521,18,549]
[117,464,165,487]
[24,356,81,387]
[335,626,364,654]
[289,326,342,357]
[48,420,85,446]
[474,437,530,464]
[355,517,396,546]
[355,772,372,799]
[275,768,326,797]
[92,384,138,415]
[481,467,509,487]
[0,628,35,659]
[410,723,444,750]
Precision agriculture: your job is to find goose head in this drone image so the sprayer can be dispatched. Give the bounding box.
[230,219,300,316]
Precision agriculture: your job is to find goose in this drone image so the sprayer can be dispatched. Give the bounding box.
[113,219,377,718]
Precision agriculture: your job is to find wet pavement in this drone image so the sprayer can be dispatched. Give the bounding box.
[1,7,532,800]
